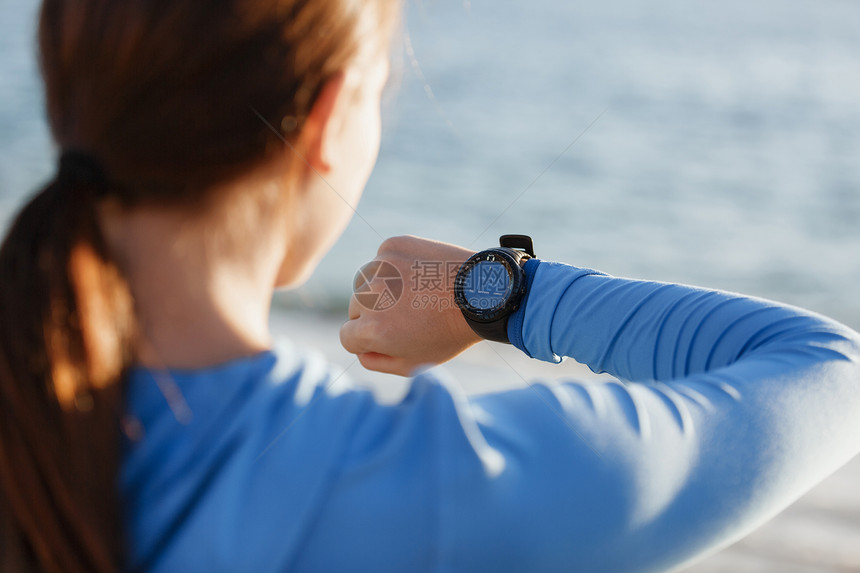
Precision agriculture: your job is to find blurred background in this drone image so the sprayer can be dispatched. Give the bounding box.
[2,0,859,571]
[3,0,860,327]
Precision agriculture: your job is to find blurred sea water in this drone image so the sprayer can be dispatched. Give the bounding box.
[2,0,860,331]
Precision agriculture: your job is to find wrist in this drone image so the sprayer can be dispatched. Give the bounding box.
[448,303,483,347]
[445,258,483,347]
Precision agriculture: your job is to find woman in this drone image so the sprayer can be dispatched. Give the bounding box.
[1,0,858,571]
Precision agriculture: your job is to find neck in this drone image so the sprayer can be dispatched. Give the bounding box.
[99,198,284,370]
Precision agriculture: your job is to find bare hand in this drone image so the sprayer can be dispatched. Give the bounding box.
[339,235,481,376]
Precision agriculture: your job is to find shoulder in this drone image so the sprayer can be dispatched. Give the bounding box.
[121,339,467,572]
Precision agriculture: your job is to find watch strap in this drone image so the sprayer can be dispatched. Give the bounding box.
[464,313,512,344]
[499,234,535,258]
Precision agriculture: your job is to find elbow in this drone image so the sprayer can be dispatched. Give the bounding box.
[789,317,860,367]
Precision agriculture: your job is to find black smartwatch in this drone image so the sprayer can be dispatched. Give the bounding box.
[453,235,535,343]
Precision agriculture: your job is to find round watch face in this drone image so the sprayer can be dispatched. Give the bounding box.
[454,248,526,323]
[462,259,513,311]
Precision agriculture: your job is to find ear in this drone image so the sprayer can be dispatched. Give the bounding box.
[299,71,347,174]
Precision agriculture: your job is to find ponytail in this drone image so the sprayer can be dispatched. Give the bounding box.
[0,152,135,572]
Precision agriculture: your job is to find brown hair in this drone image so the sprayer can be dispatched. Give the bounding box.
[0,0,399,570]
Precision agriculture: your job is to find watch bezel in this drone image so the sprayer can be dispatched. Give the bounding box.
[454,248,526,323]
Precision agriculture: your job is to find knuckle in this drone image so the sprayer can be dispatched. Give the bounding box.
[338,323,353,351]
[339,320,363,354]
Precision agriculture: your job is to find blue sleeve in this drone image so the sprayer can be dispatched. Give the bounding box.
[294,260,860,572]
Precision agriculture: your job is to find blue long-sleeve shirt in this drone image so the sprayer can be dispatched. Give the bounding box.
[121,259,860,572]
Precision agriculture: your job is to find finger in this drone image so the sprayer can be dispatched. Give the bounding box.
[339,317,370,355]
[357,352,409,376]
[377,235,411,256]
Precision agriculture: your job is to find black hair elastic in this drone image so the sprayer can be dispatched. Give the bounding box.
[58,150,109,198]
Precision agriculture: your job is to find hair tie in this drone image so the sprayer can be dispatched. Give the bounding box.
[58,150,109,197]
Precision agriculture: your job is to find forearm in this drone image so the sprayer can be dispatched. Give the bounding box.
[490,258,860,570]
[509,259,860,383]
